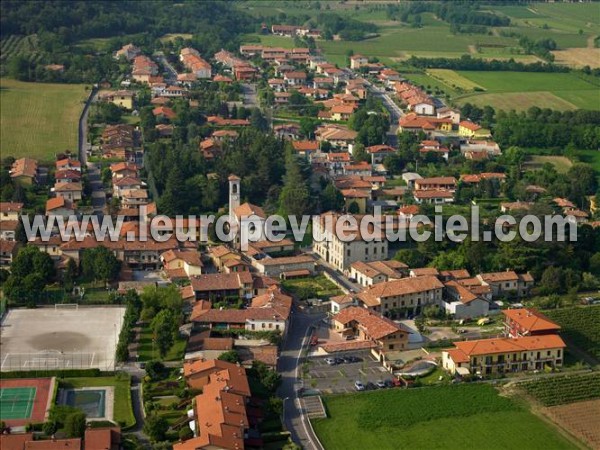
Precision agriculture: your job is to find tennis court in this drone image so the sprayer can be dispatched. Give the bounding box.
[0,378,54,426]
[0,387,36,420]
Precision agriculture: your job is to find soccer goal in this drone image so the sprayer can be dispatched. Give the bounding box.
[54,303,79,311]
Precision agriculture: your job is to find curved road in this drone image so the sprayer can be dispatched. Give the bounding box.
[278,309,326,450]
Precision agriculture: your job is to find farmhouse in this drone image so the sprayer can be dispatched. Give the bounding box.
[10,158,38,185]
[476,271,534,297]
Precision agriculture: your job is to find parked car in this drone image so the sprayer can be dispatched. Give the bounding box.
[376,380,387,389]
[343,355,360,363]
[383,379,395,388]
[310,336,319,346]
[324,358,337,366]
[365,382,377,390]
[354,380,365,391]
[334,357,345,365]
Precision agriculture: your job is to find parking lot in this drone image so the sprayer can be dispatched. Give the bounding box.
[306,350,396,394]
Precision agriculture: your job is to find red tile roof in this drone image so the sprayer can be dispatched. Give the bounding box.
[333,306,408,340]
[502,308,560,334]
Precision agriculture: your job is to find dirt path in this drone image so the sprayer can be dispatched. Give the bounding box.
[587,34,597,49]
[468,44,478,55]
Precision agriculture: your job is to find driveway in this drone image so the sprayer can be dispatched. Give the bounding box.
[241,83,259,108]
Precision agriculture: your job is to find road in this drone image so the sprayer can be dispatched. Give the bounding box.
[78,89,106,215]
[278,309,326,450]
[155,52,178,83]
[241,83,259,108]
[121,364,151,447]
[362,80,402,148]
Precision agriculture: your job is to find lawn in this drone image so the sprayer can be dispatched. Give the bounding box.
[137,323,187,362]
[59,375,135,428]
[281,275,341,300]
[454,71,599,110]
[524,155,573,174]
[313,384,576,450]
[0,78,88,161]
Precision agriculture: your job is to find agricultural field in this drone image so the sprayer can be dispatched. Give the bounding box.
[523,155,573,174]
[312,384,577,450]
[576,150,600,174]
[241,33,297,49]
[427,69,485,91]
[0,78,88,161]
[544,306,600,359]
[0,34,43,66]
[521,372,600,407]
[454,71,600,110]
[544,399,600,450]
[159,33,193,43]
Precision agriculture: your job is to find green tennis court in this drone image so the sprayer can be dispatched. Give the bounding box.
[0,387,36,420]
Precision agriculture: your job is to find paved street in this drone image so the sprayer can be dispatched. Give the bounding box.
[278,309,326,450]
[241,82,259,108]
[155,52,178,83]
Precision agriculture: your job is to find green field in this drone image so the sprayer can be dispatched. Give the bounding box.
[428,69,485,91]
[0,78,88,161]
[522,372,600,407]
[576,150,600,173]
[242,33,297,49]
[524,155,573,174]
[454,71,599,110]
[313,384,576,450]
[59,376,135,428]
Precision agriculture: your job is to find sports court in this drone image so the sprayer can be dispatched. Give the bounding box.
[1,306,125,372]
[0,378,54,426]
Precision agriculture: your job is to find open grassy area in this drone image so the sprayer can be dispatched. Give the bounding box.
[242,33,297,49]
[137,323,187,362]
[0,78,88,161]
[59,375,135,428]
[524,155,573,174]
[281,275,341,300]
[427,69,485,91]
[454,71,599,110]
[313,384,576,450]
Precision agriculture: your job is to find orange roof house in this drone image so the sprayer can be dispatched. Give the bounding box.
[503,308,560,338]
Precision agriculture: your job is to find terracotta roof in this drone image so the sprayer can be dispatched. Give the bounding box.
[190,272,252,293]
[292,140,319,152]
[333,306,408,340]
[415,177,457,187]
[46,197,72,212]
[0,202,23,213]
[440,269,471,280]
[84,427,121,450]
[459,120,482,131]
[250,287,293,320]
[1,433,34,450]
[0,239,18,254]
[341,188,370,198]
[54,182,82,192]
[479,271,519,283]
[444,280,479,304]
[24,438,82,449]
[411,267,440,277]
[366,144,395,154]
[234,202,266,219]
[351,260,406,279]
[257,254,314,266]
[414,190,453,199]
[502,308,560,334]
[450,335,566,359]
[358,276,443,307]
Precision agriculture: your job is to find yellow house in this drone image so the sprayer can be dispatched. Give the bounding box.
[458,120,484,137]
[99,90,135,110]
[341,189,368,213]
[442,334,566,377]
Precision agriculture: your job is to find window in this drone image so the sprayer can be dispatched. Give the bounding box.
[276,325,280,330]
[262,323,266,329]
[536,352,541,359]
[388,344,394,350]
[547,350,551,356]
[347,249,351,257]
[268,323,273,329]
[557,350,561,358]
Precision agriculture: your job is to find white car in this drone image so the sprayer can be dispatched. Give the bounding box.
[354,380,365,391]
[324,358,337,366]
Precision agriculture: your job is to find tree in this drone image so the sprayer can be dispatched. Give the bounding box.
[64,412,86,438]
[217,350,240,363]
[144,414,169,442]
[151,310,177,358]
[347,201,360,214]
[590,252,600,276]
[81,246,120,283]
[352,143,370,163]
[278,152,310,217]
[321,182,344,212]
[250,108,268,132]
[10,245,55,283]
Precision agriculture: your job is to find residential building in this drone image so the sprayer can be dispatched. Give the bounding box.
[0,202,23,222]
[190,272,254,300]
[10,158,38,185]
[180,47,212,79]
[442,334,566,376]
[115,43,141,60]
[356,275,444,317]
[332,306,411,366]
[161,248,203,279]
[349,260,407,287]
[98,90,134,110]
[53,182,83,202]
[46,197,75,219]
[312,211,388,271]
[413,189,454,204]
[349,54,368,69]
[476,271,534,297]
[0,239,19,269]
[442,280,490,319]
[251,254,315,278]
[414,177,457,192]
[503,308,560,338]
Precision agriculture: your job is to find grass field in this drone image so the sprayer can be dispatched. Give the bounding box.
[241,33,297,49]
[524,155,573,174]
[60,376,135,428]
[159,33,193,43]
[137,323,187,362]
[454,71,599,110]
[0,78,88,161]
[281,275,341,300]
[428,69,485,91]
[313,384,576,450]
